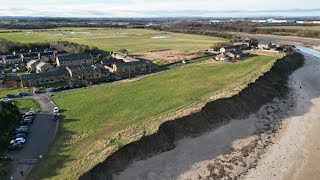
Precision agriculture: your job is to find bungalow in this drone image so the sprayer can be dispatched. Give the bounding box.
[3,55,22,65]
[56,54,94,67]
[215,53,231,61]
[20,69,68,87]
[26,60,40,72]
[106,61,148,77]
[36,62,53,73]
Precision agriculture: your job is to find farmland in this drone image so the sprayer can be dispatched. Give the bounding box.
[0,28,226,54]
[29,55,278,179]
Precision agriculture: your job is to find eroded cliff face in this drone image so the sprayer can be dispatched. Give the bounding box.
[80,51,304,180]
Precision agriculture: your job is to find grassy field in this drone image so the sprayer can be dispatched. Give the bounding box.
[30,55,278,179]
[0,28,225,53]
[258,26,320,31]
[13,98,40,112]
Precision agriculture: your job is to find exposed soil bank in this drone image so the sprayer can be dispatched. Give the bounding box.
[80,52,304,180]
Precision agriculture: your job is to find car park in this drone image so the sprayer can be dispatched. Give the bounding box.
[10,137,26,145]
[8,143,23,151]
[0,98,12,103]
[18,92,28,97]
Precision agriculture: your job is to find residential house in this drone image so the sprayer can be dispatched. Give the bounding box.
[66,65,110,84]
[56,54,94,67]
[226,51,243,60]
[40,52,55,62]
[12,50,28,56]
[106,61,148,77]
[0,52,8,60]
[258,41,273,50]
[36,62,53,73]
[21,53,40,63]
[111,52,127,60]
[215,53,231,61]
[220,45,246,53]
[3,55,22,65]
[20,69,68,87]
[26,60,40,72]
[110,52,140,62]
[44,48,57,53]
[54,50,68,59]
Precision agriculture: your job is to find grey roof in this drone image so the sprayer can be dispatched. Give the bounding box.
[20,69,67,80]
[58,54,93,62]
[68,65,94,73]
[23,53,39,58]
[36,62,48,69]
[5,55,21,59]
[114,61,148,67]
[26,60,39,66]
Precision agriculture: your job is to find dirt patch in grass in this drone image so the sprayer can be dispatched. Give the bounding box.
[135,49,207,64]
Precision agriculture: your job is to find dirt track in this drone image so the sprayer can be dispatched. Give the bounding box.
[234,33,320,47]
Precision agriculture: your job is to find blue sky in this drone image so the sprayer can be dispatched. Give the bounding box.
[0,0,319,17]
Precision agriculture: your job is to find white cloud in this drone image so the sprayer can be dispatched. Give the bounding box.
[0,0,319,17]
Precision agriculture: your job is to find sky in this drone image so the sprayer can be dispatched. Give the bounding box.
[0,0,319,17]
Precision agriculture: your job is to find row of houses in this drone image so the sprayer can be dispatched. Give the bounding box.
[20,65,111,87]
[0,48,68,65]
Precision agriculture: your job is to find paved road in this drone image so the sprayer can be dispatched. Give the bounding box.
[5,94,57,180]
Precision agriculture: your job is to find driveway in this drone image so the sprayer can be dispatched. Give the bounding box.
[5,94,57,180]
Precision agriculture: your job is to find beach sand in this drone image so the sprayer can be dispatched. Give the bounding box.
[114,50,320,180]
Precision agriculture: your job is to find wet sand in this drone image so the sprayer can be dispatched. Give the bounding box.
[114,48,320,180]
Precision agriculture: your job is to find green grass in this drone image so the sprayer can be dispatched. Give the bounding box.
[0,28,226,54]
[30,55,277,179]
[0,87,32,99]
[13,98,40,112]
[258,26,320,32]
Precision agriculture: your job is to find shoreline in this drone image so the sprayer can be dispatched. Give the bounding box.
[112,49,319,180]
[244,51,320,180]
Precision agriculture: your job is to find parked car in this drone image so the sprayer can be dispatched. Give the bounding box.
[22,114,34,118]
[13,133,27,139]
[26,108,36,115]
[15,126,29,134]
[10,137,26,145]
[8,143,23,151]
[18,92,28,97]
[6,94,15,98]
[53,107,59,113]
[0,98,12,103]
[0,156,13,161]
[47,87,56,92]
[20,119,33,125]
[63,86,70,90]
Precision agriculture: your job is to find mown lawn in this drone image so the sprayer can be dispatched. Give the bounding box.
[30,55,277,179]
[13,98,40,112]
[0,28,226,53]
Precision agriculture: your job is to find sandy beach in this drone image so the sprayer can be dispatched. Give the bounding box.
[114,47,320,180]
